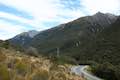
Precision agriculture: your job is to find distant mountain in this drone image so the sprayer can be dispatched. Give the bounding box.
[30,12,118,55]
[9,30,39,47]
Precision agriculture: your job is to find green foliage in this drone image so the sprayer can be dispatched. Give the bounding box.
[0,40,10,49]
[86,17,120,80]
[91,62,118,80]
[51,55,77,65]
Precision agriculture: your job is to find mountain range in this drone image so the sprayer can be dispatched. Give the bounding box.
[9,12,119,59]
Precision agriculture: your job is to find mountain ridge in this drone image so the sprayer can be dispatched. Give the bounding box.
[30,12,118,54]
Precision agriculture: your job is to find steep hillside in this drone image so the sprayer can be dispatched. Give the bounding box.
[31,12,117,55]
[89,16,120,63]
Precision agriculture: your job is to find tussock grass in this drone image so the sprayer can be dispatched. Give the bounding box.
[0,48,84,80]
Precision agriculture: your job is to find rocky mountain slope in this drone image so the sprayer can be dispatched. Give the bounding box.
[9,30,39,48]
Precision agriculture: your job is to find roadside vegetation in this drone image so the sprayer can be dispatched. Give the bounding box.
[90,62,120,80]
[0,47,84,80]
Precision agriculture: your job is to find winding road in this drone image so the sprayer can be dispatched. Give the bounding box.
[71,65,103,80]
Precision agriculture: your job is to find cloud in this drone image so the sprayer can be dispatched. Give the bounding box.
[0,0,85,39]
[0,0,120,40]
[81,0,120,15]
[0,3,33,19]
[0,20,28,40]
[0,12,33,25]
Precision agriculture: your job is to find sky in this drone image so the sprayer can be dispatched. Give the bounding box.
[0,0,120,40]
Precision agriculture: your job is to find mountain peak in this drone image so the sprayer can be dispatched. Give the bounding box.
[94,12,117,18]
[18,30,39,38]
[94,12,104,16]
[96,11,103,14]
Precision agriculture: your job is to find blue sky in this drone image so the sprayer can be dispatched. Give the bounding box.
[0,0,120,40]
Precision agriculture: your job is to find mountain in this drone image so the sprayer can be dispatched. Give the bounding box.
[9,12,118,56]
[75,16,120,63]
[30,12,118,55]
[9,30,39,48]
[93,16,120,63]
[8,13,120,80]
[84,16,120,80]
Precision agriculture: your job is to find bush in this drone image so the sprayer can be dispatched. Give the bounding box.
[52,56,77,65]
[32,69,49,80]
[25,47,39,57]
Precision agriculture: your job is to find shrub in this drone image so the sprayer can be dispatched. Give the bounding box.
[49,70,67,80]
[2,40,10,49]
[52,56,77,65]
[0,51,6,62]
[32,69,49,80]
[15,61,28,76]
[91,62,117,80]
[25,47,39,57]
[49,64,67,80]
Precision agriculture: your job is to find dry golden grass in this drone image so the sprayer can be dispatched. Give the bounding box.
[0,48,84,80]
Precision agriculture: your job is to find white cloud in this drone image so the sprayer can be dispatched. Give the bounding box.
[0,20,27,40]
[0,12,32,24]
[81,0,120,15]
[0,0,59,21]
